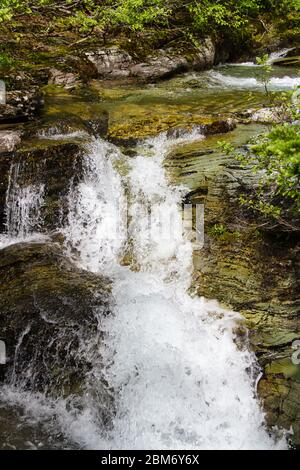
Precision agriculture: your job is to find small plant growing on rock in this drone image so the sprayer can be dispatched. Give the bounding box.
[218,122,300,230]
[209,223,228,237]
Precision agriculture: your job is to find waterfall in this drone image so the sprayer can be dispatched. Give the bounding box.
[2,159,45,245]
[0,132,287,449]
[59,134,286,450]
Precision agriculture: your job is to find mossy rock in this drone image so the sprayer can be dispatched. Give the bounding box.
[26,112,109,139]
[169,126,300,447]
[109,115,236,141]
[0,242,112,398]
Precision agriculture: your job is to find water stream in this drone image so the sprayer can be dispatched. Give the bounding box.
[1,60,298,449]
[63,134,285,449]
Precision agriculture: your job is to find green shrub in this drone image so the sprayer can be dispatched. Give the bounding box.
[209,224,228,237]
[1,1,299,38]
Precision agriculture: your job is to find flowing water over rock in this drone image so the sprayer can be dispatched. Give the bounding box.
[5,160,45,240]
[1,60,299,449]
[0,135,287,450]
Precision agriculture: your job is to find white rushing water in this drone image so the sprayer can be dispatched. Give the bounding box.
[208,71,300,89]
[0,131,288,449]
[228,48,295,67]
[57,134,286,449]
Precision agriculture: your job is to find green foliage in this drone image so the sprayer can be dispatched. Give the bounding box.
[0,0,24,23]
[251,124,300,213]
[219,122,300,221]
[103,0,168,32]
[188,0,261,35]
[209,223,228,237]
[1,0,299,38]
[0,52,13,66]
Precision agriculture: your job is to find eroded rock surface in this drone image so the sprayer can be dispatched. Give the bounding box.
[177,142,300,447]
[0,242,112,397]
[0,130,22,153]
[0,89,44,124]
[85,39,215,82]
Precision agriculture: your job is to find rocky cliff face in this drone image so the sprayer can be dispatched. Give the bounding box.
[176,142,300,447]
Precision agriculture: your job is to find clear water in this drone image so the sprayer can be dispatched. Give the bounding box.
[45,63,300,137]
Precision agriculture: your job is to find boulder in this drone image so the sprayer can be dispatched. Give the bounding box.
[0,130,22,153]
[130,53,189,81]
[85,39,215,82]
[200,118,237,135]
[166,119,237,139]
[0,242,112,397]
[188,37,216,70]
[11,141,85,232]
[85,47,133,79]
[48,68,81,90]
[32,113,109,139]
[0,88,44,124]
[0,113,108,233]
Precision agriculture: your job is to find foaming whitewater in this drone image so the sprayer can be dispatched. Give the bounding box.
[0,132,287,449]
[63,138,127,273]
[208,71,300,89]
[267,48,295,64]
[56,134,286,449]
[228,48,295,67]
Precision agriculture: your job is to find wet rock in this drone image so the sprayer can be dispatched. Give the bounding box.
[0,242,112,397]
[0,152,14,231]
[130,53,188,81]
[84,114,109,138]
[86,39,215,82]
[0,88,44,124]
[48,68,81,90]
[258,377,300,448]
[30,112,109,139]
[273,48,300,67]
[166,119,236,139]
[0,403,76,449]
[185,144,300,446]
[0,140,86,232]
[272,56,300,67]
[12,141,85,231]
[85,47,133,79]
[285,47,300,58]
[200,118,237,135]
[110,115,236,142]
[0,130,22,153]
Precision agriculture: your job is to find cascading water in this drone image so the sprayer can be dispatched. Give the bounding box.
[0,130,288,449]
[2,54,300,449]
[56,134,286,449]
[0,159,45,248]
